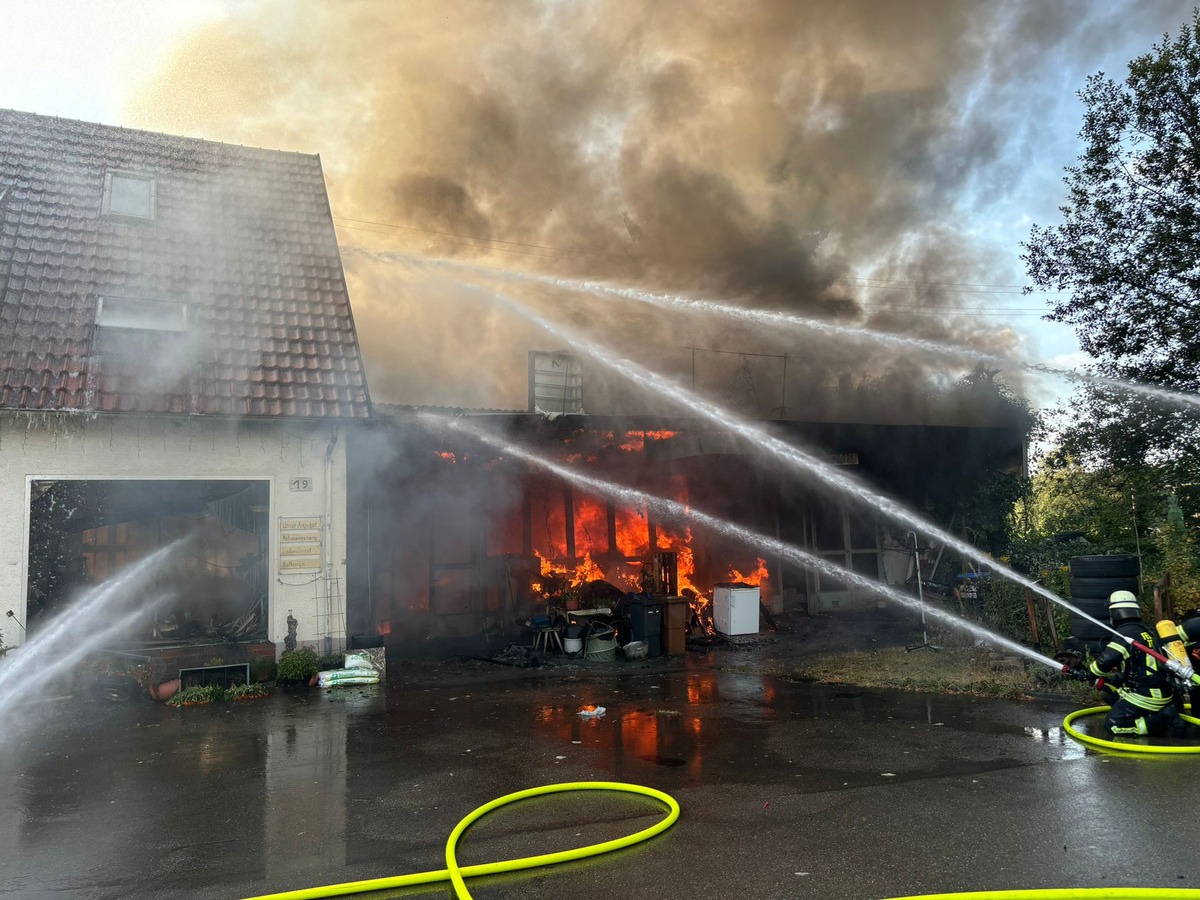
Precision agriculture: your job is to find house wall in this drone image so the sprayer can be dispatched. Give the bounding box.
[0,412,348,652]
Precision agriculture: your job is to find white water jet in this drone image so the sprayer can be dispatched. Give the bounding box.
[433,414,1060,670]
[535,271,1200,411]
[0,541,184,713]
[377,250,1200,413]
[392,264,1126,645]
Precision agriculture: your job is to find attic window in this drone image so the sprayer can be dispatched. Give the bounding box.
[103,171,155,219]
[96,296,187,331]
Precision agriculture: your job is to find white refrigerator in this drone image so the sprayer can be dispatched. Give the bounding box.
[713,584,760,635]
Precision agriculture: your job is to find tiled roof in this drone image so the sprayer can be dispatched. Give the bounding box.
[0,109,371,418]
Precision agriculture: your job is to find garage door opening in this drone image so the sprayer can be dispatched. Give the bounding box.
[26,479,270,648]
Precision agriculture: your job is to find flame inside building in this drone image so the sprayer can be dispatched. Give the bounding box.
[344,408,1026,650]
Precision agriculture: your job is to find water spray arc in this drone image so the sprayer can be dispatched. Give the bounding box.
[389,251,1200,413]
[431,415,1061,670]
[417,268,1172,659]
[352,248,1171,664]
[513,266,1200,413]
[0,541,186,714]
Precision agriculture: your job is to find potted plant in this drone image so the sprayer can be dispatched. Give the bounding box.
[167,684,228,708]
[276,647,319,688]
[227,682,269,702]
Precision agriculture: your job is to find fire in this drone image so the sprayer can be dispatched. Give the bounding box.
[573,495,608,554]
[728,558,769,586]
[614,505,649,556]
[435,451,456,462]
[656,527,701,596]
[617,429,678,452]
[535,549,607,591]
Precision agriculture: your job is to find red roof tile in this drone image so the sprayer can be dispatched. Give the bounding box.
[0,109,371,419]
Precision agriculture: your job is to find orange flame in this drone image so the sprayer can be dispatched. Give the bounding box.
[436,451,457,463]
[728,558,769,586]
[535,549,607,590]
[617,429,679,452]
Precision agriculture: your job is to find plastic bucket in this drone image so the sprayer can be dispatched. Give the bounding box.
[564,636,584,654]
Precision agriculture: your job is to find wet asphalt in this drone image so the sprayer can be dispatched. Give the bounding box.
[1,654,1198,900]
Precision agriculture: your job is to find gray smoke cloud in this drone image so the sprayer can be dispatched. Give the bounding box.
[125,0,1196,422]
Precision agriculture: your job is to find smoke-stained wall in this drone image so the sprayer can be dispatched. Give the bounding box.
[122,0,1196,421]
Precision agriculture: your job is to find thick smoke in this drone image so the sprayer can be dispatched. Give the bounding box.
[125,0,1192,423]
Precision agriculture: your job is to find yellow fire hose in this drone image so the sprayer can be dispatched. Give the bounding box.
[1063,705,1200,755]
[881,891,1200,899]
[240,781,679,900]
[235,775,1200,900]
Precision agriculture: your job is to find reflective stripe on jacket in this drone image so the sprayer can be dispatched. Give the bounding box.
[1089,621,1175,712]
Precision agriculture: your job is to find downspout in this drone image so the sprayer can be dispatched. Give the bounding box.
[325,427,340,652]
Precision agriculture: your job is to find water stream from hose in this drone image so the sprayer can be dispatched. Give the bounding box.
[0,541,185,717]
[431,415,1061,670]
[348,248,1135,646]
[383,251,1200,412]
[440,271,1142,644]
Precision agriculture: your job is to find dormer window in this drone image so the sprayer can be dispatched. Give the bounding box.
[96,296,187,331]
[103,171,155,219]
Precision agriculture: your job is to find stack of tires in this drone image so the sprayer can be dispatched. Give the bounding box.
[1068,554,1141,645]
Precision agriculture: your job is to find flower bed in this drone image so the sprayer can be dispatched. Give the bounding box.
[166,682,269,708]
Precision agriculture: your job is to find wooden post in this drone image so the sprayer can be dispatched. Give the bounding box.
[1154,571,1172,622]
[1042,597,1060,652]
[1024,587,1041,649]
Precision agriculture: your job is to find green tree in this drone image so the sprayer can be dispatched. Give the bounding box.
[1023,10,1200,479]
[1019,451,1156,553]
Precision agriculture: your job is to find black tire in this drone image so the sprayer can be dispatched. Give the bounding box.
[1069,619,1112,645]
[1068,597,1111,620]
[91,675,143,703]
[1068,576,1141,599]
[1068,555,1140,578]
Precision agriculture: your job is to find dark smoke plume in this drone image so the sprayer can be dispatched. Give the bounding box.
[125,0,1191,424]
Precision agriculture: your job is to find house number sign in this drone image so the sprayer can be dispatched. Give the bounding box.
[278,516,323,573]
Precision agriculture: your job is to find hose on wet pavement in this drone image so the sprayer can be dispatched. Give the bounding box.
[1063,705,1200,754]
[239,772,1200,899]
[882,891,1200,899]
[239,781,679,900]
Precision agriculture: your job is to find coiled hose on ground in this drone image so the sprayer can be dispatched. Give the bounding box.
[243,744,1198,899]
[240,781,679,900]
[1063,705,1200,754]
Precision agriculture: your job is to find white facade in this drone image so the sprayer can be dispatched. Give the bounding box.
[0,412,348,651]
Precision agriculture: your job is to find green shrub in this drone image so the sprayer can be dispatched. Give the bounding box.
[277,647,319,682]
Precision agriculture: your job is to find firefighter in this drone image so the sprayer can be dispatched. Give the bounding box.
[1084,590,1188,738]
[1168,612,1200,662]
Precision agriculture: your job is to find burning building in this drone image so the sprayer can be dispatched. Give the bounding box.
[344,381,1027,654]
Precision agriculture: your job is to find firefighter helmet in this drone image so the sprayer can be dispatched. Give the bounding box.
[1108,590,1140,625]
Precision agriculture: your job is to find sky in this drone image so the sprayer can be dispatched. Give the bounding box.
[1,0,1195,421]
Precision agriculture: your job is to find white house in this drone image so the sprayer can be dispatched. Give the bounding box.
[0,109,371,669]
